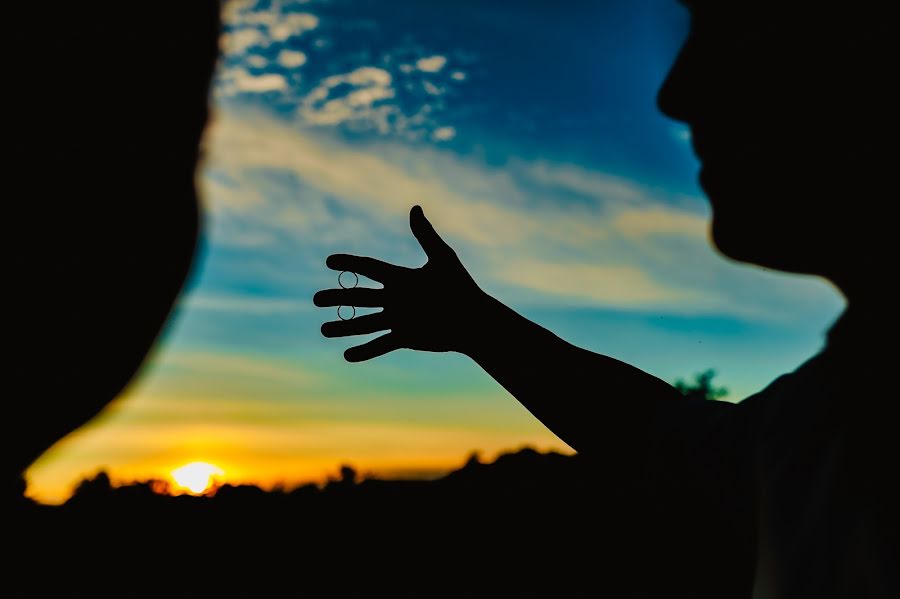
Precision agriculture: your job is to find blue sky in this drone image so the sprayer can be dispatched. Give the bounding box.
[26,0,844,503]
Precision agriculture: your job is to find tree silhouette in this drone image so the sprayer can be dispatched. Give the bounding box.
[338,464,358,486]
[674,369,728,401]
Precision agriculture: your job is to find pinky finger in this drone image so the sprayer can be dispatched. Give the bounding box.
[344,332,402,362]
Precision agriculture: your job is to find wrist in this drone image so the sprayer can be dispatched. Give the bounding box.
[454,288,506,358]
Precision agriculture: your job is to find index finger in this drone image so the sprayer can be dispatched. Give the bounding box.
[326,254,409,283]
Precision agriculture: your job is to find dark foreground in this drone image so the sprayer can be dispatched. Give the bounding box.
[11,448,745,598]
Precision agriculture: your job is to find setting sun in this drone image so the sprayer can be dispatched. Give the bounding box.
[170,462,224,495]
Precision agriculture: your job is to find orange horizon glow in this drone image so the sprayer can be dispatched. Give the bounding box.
[25,443,569,505]
[23,341,573,507]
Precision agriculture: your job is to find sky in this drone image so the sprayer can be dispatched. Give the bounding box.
[26,0,844,504]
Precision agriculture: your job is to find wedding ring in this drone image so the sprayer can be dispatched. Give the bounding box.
[337,271,358,320]
[339,270,359,289]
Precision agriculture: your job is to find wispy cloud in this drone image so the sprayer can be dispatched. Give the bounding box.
[497,261,701,306]
[202,109,839,321]
[220,27,267,54]
[277,49,307,68]
[220,68,288,94]
[182,293,313,315]
[519,160,658,207]
[270,12,319,42]
[415,55,447,73]
[154,350,321,387]
[300,66,396,128]
[222,1,319,40]
[432,126,456,141]
[216,0,468,143]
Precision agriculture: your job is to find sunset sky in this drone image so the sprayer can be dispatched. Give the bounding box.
[26,0,843,504]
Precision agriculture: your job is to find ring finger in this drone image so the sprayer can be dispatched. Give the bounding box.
[321,311,390,338]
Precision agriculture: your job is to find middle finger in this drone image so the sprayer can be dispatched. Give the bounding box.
[313,287,385,308]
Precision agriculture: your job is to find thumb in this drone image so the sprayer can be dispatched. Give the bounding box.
[410,205,452,259]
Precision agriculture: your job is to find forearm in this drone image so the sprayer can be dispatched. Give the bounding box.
[461,291,682,455]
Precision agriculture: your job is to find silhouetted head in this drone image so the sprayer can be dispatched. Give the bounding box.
[658,3,892,298]
[14,3,220,480]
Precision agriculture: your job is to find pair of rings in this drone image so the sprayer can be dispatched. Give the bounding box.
[337,271,359,320]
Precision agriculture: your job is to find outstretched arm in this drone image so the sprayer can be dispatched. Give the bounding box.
[461,291,682,454]
[314,206,684,455]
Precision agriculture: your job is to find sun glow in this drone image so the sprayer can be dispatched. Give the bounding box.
[170,461,224,495]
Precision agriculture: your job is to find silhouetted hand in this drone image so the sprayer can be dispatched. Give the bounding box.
[314,205,487,362]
